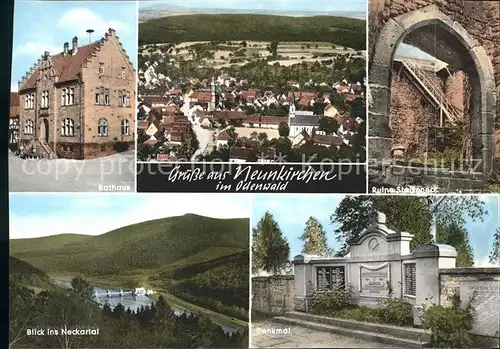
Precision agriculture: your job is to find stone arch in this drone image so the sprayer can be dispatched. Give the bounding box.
[368,5,496,175]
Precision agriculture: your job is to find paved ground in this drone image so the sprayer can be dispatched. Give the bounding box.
[251,321,397,348]
[190,119,216,160]
[9,151,135,192]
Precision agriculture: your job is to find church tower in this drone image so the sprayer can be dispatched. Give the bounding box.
[210,76,216,112]
[288,95,296,125]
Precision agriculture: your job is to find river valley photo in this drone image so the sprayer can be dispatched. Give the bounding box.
[9,194,250,348]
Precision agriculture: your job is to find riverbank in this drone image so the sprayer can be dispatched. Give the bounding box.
[149,292,247,329]
[49,273,248,331]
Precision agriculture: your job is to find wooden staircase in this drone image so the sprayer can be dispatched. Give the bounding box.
[400,58,462,126]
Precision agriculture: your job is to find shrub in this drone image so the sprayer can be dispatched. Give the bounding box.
[420,293,475,348]
[310,285,354,315]
[377,298,413,326]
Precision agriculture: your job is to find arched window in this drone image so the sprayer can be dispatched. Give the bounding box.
[121,119,130,135]
[61,118,74,136]
[98,118,108,136]
[24,119,34,135]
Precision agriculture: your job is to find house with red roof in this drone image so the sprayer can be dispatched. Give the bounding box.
[17,28,135,159]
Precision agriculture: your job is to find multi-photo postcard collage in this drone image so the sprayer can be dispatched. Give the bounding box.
[6,0,500,348]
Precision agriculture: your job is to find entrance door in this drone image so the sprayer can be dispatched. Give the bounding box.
[39,118,49,142]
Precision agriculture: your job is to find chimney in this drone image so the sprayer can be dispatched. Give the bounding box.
[72,36,78,54]
[63,42,69,55]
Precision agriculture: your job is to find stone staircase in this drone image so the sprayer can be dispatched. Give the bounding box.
[272,311,431,349]
[37,139,58,159]
[400,58,461,126]
[25,139,58,159]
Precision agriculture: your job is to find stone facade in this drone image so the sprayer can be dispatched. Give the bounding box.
[252,276,295,314]
[18,28,135,159]
[439,268,500,339]
[368,1,498,178]
[390,71,437,156]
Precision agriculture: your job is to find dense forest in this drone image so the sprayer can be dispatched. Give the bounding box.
[10,271,248,348]
[139,14,366,50]
[162,252,249,321]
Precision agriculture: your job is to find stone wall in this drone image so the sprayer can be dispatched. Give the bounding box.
[445,71,466,112]
[439,268,500,338]
[369,0,499,93]
[390,70,437,156]
[368,0,498,175]
[252,276,295,314]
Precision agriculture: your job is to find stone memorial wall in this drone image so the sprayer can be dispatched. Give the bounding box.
[251,275,295,314]
[440,268,500,338]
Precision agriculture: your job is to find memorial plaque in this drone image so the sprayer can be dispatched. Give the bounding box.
[460,280,500,337]
[404,263,416,296]
[360,264,389,296]
[316,266,345,291]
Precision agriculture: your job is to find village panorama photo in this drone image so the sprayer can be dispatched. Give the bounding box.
[136,0,367,164]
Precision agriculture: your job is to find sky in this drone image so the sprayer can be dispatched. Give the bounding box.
[252,195,499,267]
[139,0,366,14]
[9,194,250,239]
[11,1,138,92]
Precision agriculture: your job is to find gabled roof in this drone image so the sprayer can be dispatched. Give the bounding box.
[217,130,232,141]
[19,28,133,92]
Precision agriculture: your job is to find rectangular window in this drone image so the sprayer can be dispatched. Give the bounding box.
[69,88,75,105]
[24,95,28,109]
[118,90,122,107]
[126,91,130,107]
[404,263,416,296]
[95,90,100,105]
[99,63,104,75]
[61,89,66,106]
[121,67,126,79]
[316,266,346,291]
[104,89,109,105]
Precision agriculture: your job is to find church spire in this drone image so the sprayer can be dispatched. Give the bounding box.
[210,76,216,112]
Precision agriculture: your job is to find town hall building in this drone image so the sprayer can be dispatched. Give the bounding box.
[17,28,135,159]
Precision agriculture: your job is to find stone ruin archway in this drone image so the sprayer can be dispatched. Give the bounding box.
[368,5,496,176]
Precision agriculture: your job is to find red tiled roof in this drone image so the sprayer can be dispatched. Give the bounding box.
[144,138,158,145]
[168,89,182,95]
[313,134,344,147]
[217,130,232,141]
[241,90,257,100]
[260,116,288,125]
[213,111,246,120]
[298,97,310,106]
[157,153,177,161]
[21,42,100,92]
[20,33,119,92]
[245,115,261,123]
[229,146,253,159]
[191,91,212,102]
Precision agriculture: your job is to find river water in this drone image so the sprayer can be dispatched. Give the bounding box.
[54,281,239,334]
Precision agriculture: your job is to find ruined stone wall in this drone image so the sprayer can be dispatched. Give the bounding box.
[439,268,500,340]
[252,276,295,314]
[369,0,499,114]
[390,70,437,156]
[445,71,466,112]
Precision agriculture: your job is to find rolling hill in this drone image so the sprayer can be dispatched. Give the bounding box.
[139,14,366,50]
[10,214,249,277]
[9,256,55,290]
